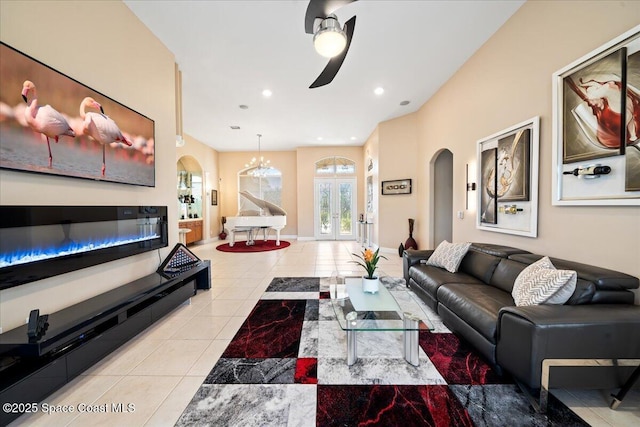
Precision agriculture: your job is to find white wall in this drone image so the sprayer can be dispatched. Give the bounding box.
[0,1,177,331]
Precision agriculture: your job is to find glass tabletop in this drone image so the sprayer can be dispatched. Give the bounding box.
[329,273,434,332]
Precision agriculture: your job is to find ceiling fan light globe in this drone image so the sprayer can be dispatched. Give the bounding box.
[313,16,347,58]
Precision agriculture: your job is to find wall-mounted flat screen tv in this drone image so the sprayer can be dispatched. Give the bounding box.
[0,42,155,187]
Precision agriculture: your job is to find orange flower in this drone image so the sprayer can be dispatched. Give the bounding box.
[363,248,374,263]
[352,247,387,279]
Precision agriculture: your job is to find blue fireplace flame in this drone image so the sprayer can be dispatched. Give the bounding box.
[0,233,160,269]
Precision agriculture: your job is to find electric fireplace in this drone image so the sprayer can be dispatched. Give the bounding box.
[0,206,168,290]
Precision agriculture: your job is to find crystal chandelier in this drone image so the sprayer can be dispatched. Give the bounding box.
[245,134,271,175]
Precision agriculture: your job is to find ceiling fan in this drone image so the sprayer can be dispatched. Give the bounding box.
[305,0,357,88]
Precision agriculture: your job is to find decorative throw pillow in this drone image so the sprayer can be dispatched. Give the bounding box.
[512,256,577,306]
[425,241,472,273]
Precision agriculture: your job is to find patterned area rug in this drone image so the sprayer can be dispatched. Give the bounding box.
[176,277,588,426]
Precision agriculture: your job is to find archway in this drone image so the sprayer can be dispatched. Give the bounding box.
[431,149,453,246]
[177,155,205,244]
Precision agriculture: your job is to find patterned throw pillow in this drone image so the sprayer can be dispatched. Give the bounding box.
[511,256,577,306]
[425,241,472,273]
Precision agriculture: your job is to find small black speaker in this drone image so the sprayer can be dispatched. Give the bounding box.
[157,243,201,277]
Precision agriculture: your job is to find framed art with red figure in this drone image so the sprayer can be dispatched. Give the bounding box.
[552,25,640,205]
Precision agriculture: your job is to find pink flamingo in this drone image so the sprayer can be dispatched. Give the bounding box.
[79,97,132,176]
[21,80,75,167]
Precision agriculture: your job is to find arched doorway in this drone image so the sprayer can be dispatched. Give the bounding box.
[432,149,453,246]
[177,155,205,244]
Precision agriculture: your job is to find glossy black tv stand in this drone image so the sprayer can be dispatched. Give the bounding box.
[0,261,210,426]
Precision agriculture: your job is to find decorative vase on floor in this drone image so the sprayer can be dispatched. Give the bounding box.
[362,276,379,293]
[405,218,417,250]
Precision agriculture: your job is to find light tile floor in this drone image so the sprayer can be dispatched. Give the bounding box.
[7,240,639,426]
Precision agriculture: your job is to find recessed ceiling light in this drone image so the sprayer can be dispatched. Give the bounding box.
[374,87,384,95]
[230,126,240,130]
[239,104,249,109]
[400,100,410,106]
[262,89,272,97]
[317,137,323,141]
[350,136,357,141]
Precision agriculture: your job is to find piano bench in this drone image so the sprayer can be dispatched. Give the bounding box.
[229,227,270,247]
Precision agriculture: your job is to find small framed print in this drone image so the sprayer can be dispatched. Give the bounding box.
[381,179,412,195]
[211,189,218,206]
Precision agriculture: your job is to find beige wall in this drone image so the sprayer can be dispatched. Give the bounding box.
[0,1,177,331]
[412,1,640,301]
[378,114,419,250]
[296,146,364,238]
[177,134,220,239]
[218,151,298,236]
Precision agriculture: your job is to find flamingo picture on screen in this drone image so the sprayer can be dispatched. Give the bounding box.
[21,80,75,167]
[79,96,132,176]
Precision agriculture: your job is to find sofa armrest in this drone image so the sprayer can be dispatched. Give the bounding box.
[496,304,640,389]
[403,249,434,286]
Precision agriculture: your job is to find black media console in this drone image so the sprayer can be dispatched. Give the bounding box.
[0,261,210,426]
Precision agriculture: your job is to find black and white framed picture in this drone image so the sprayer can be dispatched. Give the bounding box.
[381,179,412,195]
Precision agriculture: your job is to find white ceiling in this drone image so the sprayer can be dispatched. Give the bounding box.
[124,0,524,152]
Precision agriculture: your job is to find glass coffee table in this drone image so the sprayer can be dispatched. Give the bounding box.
[329,272,434,366]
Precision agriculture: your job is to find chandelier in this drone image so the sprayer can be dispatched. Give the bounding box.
[245,134,271,176]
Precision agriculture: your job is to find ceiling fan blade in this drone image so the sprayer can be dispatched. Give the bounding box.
[304,0,356,34]
[309,15,356,89]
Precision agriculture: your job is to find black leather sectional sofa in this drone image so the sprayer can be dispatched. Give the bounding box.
[403,243,640,390]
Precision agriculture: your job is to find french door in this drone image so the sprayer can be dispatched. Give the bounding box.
[314,178,356,240]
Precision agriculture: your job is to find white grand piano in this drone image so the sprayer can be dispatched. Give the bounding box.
[226,191,287,247]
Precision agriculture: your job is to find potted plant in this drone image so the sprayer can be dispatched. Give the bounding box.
[352,247,387,293]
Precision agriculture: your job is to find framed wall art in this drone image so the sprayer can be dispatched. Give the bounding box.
[0,42,155,187]
[211,189,218,206]
[476,117,540,238]
[479,148,498,224]
[381,179,412,195]
[552,25,640,205]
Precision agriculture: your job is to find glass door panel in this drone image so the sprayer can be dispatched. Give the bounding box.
[339,181,353,236]
[318,181,333,237]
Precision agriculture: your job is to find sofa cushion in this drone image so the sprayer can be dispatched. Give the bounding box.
[458,248,502,284]
[490,259,528,293]
[425,241,471,273]
[512,257,577,306]
[437,283,515,344]
[409,265,482,297]
[565,279,597,305]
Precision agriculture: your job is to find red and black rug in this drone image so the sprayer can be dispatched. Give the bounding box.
[216,239,291,253]
[176,277,588,426]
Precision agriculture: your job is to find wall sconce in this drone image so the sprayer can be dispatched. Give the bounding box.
[465,163,476,210]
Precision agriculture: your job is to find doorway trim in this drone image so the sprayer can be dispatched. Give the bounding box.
[314,177,357,240]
